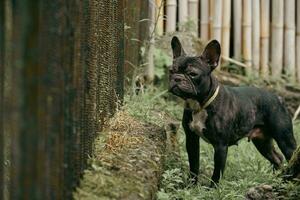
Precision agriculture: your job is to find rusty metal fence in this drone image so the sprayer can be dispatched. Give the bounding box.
[0,0,124,199]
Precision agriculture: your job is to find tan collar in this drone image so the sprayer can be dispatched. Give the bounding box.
[202,85,220,109]
[186,85,220,112]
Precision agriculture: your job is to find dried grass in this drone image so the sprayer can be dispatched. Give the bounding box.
[74,110,166,200]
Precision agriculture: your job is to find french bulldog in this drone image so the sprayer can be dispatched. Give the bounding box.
[168,36,297,186]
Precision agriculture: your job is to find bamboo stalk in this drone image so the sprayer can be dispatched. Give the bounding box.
[260,0,270,78]
[146,0,156,82]
[297,0,300,83]
[221,0,231,65]
[155,0,164,35]
[271,0,284,78]
[209,0,215,39]
[179,0,188,30]
[188,0,199,34]
[243,0,252,70]
[252,0,260,76]
[166,0,177,32]
[213,0,222,43]
[233,0,242,60]
[221,55,248,68]
[284,0,296,82]
[200,0,209,41]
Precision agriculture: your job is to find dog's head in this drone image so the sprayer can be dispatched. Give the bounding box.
[169,36,221,100]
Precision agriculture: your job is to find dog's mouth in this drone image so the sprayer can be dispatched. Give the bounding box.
[168,84,177,93]
[169,85,182,96]
[169,84,193,100]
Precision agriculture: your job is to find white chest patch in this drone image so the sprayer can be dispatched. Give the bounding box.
[185,99,210,143]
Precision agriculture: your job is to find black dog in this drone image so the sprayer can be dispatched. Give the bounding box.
[169,36,297,186]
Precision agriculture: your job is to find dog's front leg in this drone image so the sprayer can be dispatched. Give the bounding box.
[183,109,200,184]
[186,131,200,184]
[211,144,228,187]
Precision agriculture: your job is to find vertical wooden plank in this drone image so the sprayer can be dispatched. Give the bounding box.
[0,1,4,199]
[71,0,85,188]
[222,0,231,64]
[2,1,13,196]
[9,1,41,199]
[260,0,270,78]
[166,0,177,32]
[284,0,296,81]
[233,0,242,60]
[62,0,84,198]
[271,0,284,78]
[297,0,300,83]
[243,0,252,70]
[200,0,209,41]
[40,1,67,198]
[252,0,260,76]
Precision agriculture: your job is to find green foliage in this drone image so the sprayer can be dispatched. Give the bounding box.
[124,87,183,126]
[154,48,172,79]
[125,88,300,200]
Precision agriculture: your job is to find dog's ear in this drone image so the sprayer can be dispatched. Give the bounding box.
[171,36,186,59]
[201,40,221,71]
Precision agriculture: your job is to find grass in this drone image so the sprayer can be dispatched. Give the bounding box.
[124,87,300,200]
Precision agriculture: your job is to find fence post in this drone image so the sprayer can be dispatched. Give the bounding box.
[271,0,284,78]
[284,0,296,82]
[260,0,270,78]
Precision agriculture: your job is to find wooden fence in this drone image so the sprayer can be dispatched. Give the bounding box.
[0,0,124,199]
[156,0,300,83]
